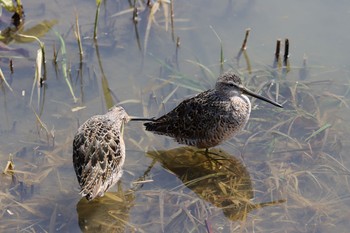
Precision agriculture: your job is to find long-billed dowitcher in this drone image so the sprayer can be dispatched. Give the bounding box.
[73,106,130,201]
[144,71,283,148]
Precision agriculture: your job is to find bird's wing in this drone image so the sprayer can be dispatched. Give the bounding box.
[146,90,230,139]
[73,118,123,200]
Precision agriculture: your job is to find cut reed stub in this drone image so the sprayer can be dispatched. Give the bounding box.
[283,38,289,62]
[241,28,251,51]
[275,39,281,59]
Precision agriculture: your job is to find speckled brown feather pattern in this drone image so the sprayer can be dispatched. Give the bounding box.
[144,71,251,148]
[73,106,129,201]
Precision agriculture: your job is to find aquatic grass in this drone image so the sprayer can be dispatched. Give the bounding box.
[140,67,349,231]
[161,85,179,104]
[0,0,19,12]
[186,59,216,82]
[132,1,142,51]
[148,55,209,92]
[144,0,160,56]
[94,39,114,109]
[29,48,42,108]
[170,0,175,41]
[209,25,224,73]
[2,3,350,232]
[0,66,13,92]
[54,31,78,103]
[74,12,83,62]
[144,0,171,55]
[304,123,332,142]
[94,0,102,39]
[15,34,46,106]
[32,106,54,146]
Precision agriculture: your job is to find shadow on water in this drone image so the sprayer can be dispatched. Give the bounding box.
[147,147,285,228]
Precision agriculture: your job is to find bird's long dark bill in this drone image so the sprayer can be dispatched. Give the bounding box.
[130,117,156,121]
[242,87,283,108]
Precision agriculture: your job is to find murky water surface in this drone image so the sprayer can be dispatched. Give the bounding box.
[1,1,350,232]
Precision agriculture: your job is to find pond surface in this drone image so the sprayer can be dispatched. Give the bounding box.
[1,0,350,232]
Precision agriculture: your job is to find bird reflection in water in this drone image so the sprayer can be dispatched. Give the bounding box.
[76,187,135,232]
[147,147,285,223]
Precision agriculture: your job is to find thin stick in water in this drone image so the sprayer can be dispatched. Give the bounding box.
[75,12,84,62]
[241,28,251,51]
[275,39,281,59]
[170,0,175,41]
[175,36,180,70]
[283,38,289,63]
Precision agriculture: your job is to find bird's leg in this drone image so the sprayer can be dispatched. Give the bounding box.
[203,148,212,161]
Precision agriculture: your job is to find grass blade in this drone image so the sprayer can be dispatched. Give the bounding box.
[54,31,78,103]
[304,123,332,142]
[0,66,13,92]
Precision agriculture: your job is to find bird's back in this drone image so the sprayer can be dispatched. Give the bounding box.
[73,113,126,200]
[144,89,250,148]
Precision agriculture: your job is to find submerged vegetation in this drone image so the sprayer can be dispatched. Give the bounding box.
[0,0,349,232]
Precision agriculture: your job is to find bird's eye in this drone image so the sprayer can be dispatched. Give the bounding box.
[228,82,235,87]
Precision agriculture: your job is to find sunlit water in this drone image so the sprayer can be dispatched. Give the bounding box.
[0,0,350,232]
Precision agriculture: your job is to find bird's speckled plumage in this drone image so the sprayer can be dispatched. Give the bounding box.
[73,106,130,201]
[144,71,282,148]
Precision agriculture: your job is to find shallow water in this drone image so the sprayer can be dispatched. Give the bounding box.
[1,0,350,232]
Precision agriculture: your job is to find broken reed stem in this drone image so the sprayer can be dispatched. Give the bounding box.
[16,34,46,83]
[175,36,180,70]
[9,59,13,74]
[132,1,142,51]
[170,0,175,41]
[53,43,57,65]
[283,38,289,62]
[241,28,251,51]
[75,13,84,62]
[94,0,101,39]
[275,39,281,59]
